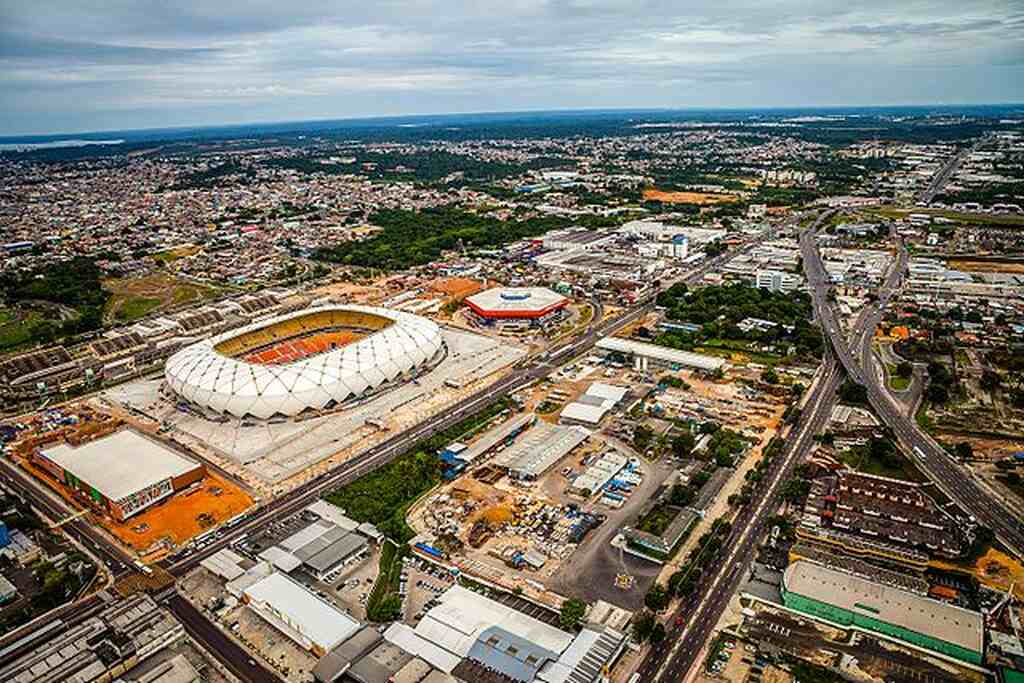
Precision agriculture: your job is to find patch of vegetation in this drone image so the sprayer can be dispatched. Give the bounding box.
[654,283,822,360]
[316,207,620,271]
[114,296,162,322]
[839,436,922,482]
[559,598,587,631]
[325,398,511,541]
[365,541,408,622]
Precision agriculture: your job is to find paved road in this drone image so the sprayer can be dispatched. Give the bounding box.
[918,138,984,205]
[801,221,1024,556]
[635,212,891,682]
[168,595,282,683]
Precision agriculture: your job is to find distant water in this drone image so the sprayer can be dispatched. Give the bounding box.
[0,139,124,151]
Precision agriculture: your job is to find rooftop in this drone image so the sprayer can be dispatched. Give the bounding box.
[596,337,725,372]
[40,429,200,503]
[783,560,983,654]
[243,572,360,653]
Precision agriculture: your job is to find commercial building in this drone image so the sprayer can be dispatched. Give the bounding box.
[242,571,361,656]
[756,269,802,293]
[464,287,570,331]
[595,337,725,373]
[35,429,205,520]
[781,560,983,665]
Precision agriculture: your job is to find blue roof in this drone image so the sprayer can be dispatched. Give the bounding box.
[466,626,558,682]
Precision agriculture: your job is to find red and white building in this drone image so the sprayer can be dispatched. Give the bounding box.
[464,287,569,331]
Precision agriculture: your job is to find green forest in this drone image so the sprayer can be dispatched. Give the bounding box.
[654,282,823,358]
[317,207,589,270]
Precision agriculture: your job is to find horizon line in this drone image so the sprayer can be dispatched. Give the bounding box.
[3,101,1023,142]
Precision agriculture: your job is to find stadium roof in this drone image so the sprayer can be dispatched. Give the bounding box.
[492,421,589,478]
[165,305,443,419]
[596,337,725,372]
[244,572,360,653]
[466,287,569,319]
[783,560,983,654]
[40,429,200,503]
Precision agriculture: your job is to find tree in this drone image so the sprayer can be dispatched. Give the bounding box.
[559,598,587,631]
[645,584,669,612]
[839,380,868,405]
[650,622,666,645]
[761,366,779,384]
[672,432,696,459]
[926,383,949,405]
[981,369,1001,392]
[953,442,973,460]
[633,610,656,642]
[896,361,913,378]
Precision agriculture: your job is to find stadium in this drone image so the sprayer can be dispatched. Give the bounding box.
[164,305,444,419]
[464,287,569,331]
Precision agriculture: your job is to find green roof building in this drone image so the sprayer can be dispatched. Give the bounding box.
[781,560,983,665]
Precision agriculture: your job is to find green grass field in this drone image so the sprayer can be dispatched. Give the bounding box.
[114,296,162,322]
[838,446,923,482]
[0,310,44,352]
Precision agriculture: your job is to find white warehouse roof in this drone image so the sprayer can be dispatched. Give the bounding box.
[164,305,443,419]
[40,429,200,503]
[596,337,725,372]
[244,572,360,653]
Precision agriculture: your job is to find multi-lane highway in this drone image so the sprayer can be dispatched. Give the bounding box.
[635,211,902,682]
[801,219,1024,556]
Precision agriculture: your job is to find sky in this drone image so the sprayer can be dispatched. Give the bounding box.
[2,1,1023,136]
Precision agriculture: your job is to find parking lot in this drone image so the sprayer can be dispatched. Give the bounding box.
[296,546,380,621]
[402,560,457,624]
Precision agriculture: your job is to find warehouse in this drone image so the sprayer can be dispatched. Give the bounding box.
[35,429,205,521]
[258,518,369,579]
[492,422,590,480]
[243,571,361,657]
[595,337,725,373]
[560,383,629,427]
[781,560,983,665]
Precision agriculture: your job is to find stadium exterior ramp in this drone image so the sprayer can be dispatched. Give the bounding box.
[164,305,443,419]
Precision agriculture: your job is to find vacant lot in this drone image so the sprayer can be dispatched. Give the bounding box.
[643,188,739,205]
[103,274,222,322]
[947,258,1024,274]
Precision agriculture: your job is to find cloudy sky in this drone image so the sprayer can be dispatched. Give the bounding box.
[2,1,1022,135]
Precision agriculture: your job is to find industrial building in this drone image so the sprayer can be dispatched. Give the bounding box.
[34,429,205,520]
[781,561,983,665]
[257,515,371,578]
[243,571,362,657]
[0,595,184,683]
[491,421,590,480]
[595,337,725,373]
[559,383,630,427]
[464,287,570,331]
[373,585,627,683]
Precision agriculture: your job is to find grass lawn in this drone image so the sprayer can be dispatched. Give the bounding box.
[0,310,44,352]
[838,446,924,482]
[915,404,935,434]
[869,205,1024,228]
[151,244,201,263]
[114,296,162,322]
[890,375,911,391]
[694,338,785,365]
